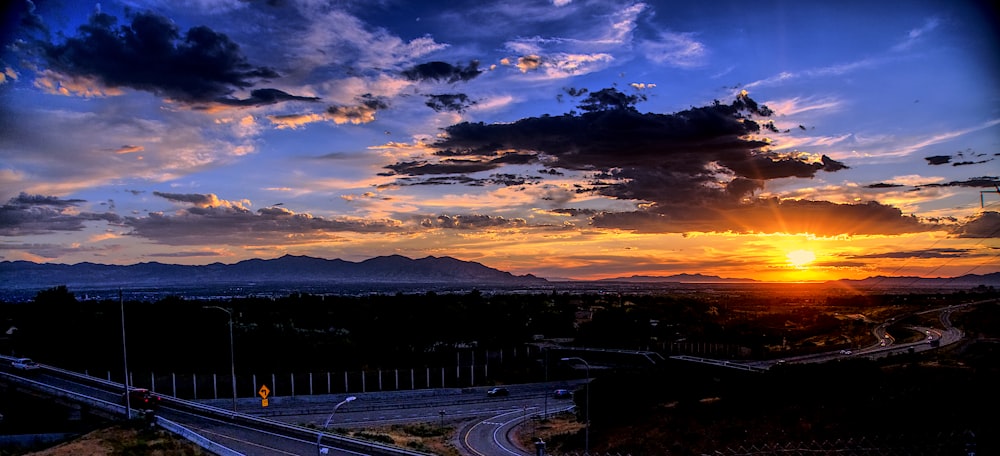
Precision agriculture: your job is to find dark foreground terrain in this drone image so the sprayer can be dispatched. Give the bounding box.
[2,285,997,455]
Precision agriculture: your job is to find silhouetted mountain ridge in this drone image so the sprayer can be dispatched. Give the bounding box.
[0,254,545,291]
[597,273,757,283]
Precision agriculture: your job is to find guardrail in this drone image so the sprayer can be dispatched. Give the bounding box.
[2,358,435,456]
[0,370,123,418]
[668,355,769,372]
[156,417,244,456]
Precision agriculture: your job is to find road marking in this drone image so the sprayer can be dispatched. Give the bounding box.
[185,424,300,455]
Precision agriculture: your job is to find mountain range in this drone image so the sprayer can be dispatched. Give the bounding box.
[2,255,998,295]
[0,254,545,292]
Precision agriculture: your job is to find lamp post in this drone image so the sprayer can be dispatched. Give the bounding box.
[317,396,357,455]
[120,289,132,419]
[203,306,237,412]
[561,357,590,455]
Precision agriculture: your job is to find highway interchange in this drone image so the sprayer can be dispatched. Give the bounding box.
[1,299,992,455]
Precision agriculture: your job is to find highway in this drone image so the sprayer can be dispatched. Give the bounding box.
[0,362,435,456]
[3,299,990,455]
[225,381,583,456]
[1,359,584,455]
[676,299,991,370]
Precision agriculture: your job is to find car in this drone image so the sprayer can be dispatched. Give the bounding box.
[486,387,509,397]
[122,388,162,411]
[11,358,39,371]
[839,349,852,355]
[553,388,572,399]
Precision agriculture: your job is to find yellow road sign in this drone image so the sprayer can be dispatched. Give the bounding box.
[262,398,269,407]
[259,384,270,399]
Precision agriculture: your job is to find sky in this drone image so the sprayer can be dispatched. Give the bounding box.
[0,0,998,283]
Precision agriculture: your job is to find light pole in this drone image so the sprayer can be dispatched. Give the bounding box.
[561,357,590,455]
[120,289,132,419]
[203,306,237,412]
[317,396,357,455]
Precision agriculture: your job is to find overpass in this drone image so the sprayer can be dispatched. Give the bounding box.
[0,356,434,456]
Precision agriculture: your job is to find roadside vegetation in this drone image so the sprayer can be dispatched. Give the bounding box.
[15,422,206,456]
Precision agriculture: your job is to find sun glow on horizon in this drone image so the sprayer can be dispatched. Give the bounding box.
[786,249,816,268]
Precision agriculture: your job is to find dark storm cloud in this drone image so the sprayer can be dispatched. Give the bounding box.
[383,152,539,177]
[951,211,1000,238]
[925,149,994,167]
[2,0,45,48]
[384,159,503,176]
[125,192,401,245]
[388,172,541,188]
[217,88,321,107]
[402,61,482,83]
[390,91,847,207]
[866,182,905,189]
[590,199,935,236]
[925,155,951,165]
[0,193,122,236]
[418,214,527,229]
[918,176,1000,189]
[358,93,389,110]
[425,93,476,113]
[850,248,971,259]
[39,11,278,102]
[152,191,218,206]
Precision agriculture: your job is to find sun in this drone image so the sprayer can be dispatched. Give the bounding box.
[786,249,816,268]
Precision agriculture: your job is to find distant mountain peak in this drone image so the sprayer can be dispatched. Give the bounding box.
[0,254,547,294]
[599,273,757,283]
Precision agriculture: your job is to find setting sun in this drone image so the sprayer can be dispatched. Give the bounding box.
[786,249,816,268]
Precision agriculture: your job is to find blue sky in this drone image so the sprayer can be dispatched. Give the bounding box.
[1,0,997,281]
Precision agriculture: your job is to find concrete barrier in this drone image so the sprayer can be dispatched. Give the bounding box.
[156,416,244,456]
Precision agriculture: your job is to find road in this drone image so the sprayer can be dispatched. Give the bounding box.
[0,363,432,456]
[229,381,584,456]
[6,299,990,455]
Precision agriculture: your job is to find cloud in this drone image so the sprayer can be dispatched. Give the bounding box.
[38,11,279,103]
[850,248,970,259]
[216,88,321,107]
[924,148,994,167]
[640,31,706,68]
[951,211,1000,238]
[892,17,940,52]
[402,61,483,83]
[0,193,122,236]
[917,176,1000,190]
[590,199,937,236]
[114,145,145,155]
[418,214,528,229]
[424,94,477,113]
[296,8,447,73]
[126,192,402,245]
[514,55,542,73]
[391,90,844,206]
[268,94,389,128]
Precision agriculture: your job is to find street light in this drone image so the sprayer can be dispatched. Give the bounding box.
[120,289,132,419]
[203,306,237,412]
[317,396,357,455]
[561,357,590,455]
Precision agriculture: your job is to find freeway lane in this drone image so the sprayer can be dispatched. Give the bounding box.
[229,382,583,456]
[0,360,434,456]
[156,406,372,456]
[460,403,575,456]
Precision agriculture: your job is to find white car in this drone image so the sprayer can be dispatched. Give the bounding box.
[11,358,40,370]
